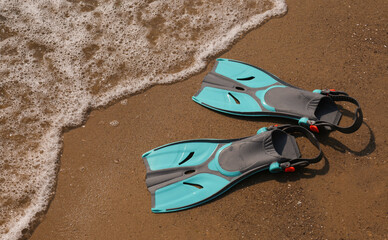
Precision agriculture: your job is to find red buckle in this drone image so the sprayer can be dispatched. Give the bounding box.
[284,167,295,173]
[309,125,319,133]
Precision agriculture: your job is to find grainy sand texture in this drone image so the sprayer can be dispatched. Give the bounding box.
[30,0,387,239]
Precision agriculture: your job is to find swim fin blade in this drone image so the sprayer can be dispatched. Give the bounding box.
[142,125,322,213]
[192,59,362,133]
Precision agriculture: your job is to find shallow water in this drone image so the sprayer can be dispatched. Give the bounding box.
[0,0,286,238]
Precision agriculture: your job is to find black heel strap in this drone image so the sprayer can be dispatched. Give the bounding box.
[316,92,363,134]
[274,125,323,168]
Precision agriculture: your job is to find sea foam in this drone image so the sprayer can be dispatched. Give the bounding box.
[0,0,286,238]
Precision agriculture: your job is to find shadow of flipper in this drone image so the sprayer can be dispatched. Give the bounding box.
[320,122,375,156]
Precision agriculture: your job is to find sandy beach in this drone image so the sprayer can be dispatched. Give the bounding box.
[29,0,387,239]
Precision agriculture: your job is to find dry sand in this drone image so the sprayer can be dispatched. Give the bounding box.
[30,0,387,239]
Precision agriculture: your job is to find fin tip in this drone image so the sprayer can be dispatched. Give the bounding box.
[216,58,228,62]
[142,151,152,158]
[192,96,201,104]
[151,208,164,213]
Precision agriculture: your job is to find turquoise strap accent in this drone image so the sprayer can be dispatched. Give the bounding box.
[298,117,309,126]
[257,127,268,134]
[269,162,282,173]
[313,89,322,94]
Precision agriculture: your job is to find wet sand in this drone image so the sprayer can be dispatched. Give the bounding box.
[30,0,387,239]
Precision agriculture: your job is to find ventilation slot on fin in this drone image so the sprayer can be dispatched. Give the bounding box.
[228,92,240,104]
[179,152,194,165]
[183,182,203,189]
[184,170,195,175]
[235,86,245,91]
[237,76,255,80]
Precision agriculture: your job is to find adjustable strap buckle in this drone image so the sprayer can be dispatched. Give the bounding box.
[298,117,319,133]
[266,124,280,131]
[322,89,336,95]
[313,89,362,133]
[314,88,348,97]
[269,162,295,173]
[313,88,336,95]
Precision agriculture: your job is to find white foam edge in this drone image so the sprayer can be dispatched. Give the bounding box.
[93,0,287,108]
[3,0,287,238]
[3,128,61,240]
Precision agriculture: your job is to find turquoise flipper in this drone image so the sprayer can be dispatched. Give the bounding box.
[142,126,323,213]
[192,58,345,130]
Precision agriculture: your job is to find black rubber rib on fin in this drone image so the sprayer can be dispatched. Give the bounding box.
[183,182,203,189]
[228,92,240,104]
[179,152,194,165]
[184,170,195,175]
[237,76,255,80]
